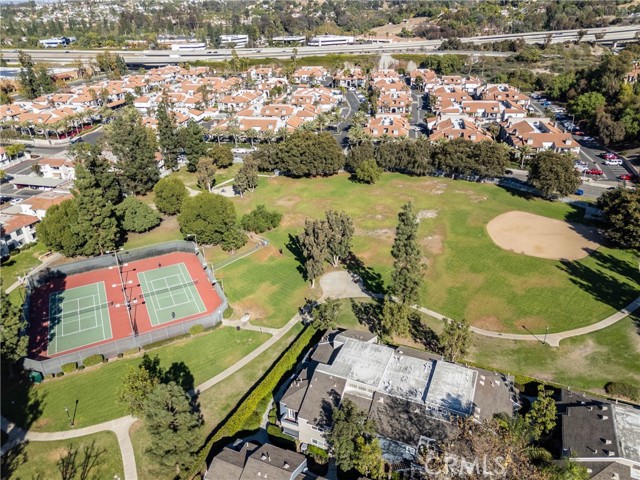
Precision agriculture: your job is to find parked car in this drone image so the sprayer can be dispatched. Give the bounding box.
[618,173,638,182]
[602,152,619,160]
[575,166,589,173]
[573,130,585,136]
[574,160,587,167]
[9,198,23,205]
[575,189,584,196]
[348,86,356,92]
[604,159,623,166]
[587,168,604,175]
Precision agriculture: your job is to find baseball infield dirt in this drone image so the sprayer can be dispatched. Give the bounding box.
[486,211,603,260]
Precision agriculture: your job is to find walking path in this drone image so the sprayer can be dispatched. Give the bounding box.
[2,271,638,478]
[5,252,62,294]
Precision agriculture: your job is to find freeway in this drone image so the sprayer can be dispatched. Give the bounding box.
[2,25,638,65]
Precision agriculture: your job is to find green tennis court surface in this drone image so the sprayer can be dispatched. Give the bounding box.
[48,282,113,355]
[138,263,206,326]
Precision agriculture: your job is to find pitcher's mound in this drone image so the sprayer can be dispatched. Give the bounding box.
[487,211,602,260]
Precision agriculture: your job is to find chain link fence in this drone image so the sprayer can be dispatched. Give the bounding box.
[24,241,227,376]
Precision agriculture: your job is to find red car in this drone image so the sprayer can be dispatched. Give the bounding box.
[618,173,638,182]
[587,168,604,175]
[573,130,585,136]
[602,152,619,160]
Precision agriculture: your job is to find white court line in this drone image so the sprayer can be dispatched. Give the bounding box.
[178,263,206,313]
[97,281,109,341]
[139,270,162,326]
[176,266,196,309]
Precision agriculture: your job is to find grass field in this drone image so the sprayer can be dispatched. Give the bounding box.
[130,322,305,480]
[230,173,639,334]
[1,327,269,432]
[2,431,123,480]
[0,243,49,290]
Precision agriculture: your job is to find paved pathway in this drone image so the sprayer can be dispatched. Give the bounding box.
[5,252,62,294]
[3,271,638,478]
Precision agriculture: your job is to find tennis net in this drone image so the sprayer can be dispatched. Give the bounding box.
[139,279,199,298]
[50,301,114,318]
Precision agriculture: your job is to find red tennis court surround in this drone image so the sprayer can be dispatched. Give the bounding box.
[28,252,223,360]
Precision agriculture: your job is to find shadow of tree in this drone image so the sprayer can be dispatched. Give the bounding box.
[57,440,107,480]
[350,299,382,334]
[164,361,195,394]
[285,233,307,280]
[495,178,538,199]
[557,252,639,315]
[343,252,386,295]
[409,315,440,353]
[0,439,28,479]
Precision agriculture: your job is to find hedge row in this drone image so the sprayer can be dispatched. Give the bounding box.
[181,325,318,479]
[143,333,189,351]
[267,423,296,450]
[605,382,640,401]
[82,354,104,367]
[189,324,205,336]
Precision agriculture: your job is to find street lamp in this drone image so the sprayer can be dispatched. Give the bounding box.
[64,405,74,428]
[185,233,205,266]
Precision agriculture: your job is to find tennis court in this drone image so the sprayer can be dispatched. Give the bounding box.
[138,263,206,326]
[47,282,113,355]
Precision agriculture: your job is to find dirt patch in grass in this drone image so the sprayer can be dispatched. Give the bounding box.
[454,190,487,203]
[253,245,279,262]
[519,316,547,332]
[487,211,603,260]
[33,418,51,429]
[420,234,444,255]
[47,447,68,462]
[275,195,302,209]
[280,213,307,229]
[417,210,438,221]
[355,228,395,239]
[233,283,278,321]
[473,316,505,331]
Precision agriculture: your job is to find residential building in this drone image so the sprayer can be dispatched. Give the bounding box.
[279,331,517,464]
[557,390,640,480]
[0,213,39,251]
[19,190,73,220]
[292,67,328,85]
[427,116,493,142]
[500,117,581,155]
[37,157,76,180]
[205,441,321,480]
[367,115,409,138]
[378,91,412,114]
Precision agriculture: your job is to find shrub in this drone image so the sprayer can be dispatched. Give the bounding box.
[124,347,140,356]
[61,362,77,374]
[267,424,296,450]
[307,444,329,463]
[153,177,187,215]
[77,365,85,371]
[82,354,104,367]
[354,158,382,184]
[223,306,234,319]
[240,205,282,233]
[117,353,124,359]
[143,333,189,351]
[605,382,639,401]
[56,372,65,377]
[189,324,205,336]
[46,373,55,380]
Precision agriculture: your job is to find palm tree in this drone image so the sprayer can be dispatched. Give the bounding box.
[245,128,259,147]
[210,126,224,146]
[228,118,241,147]
[516,144,533,169]
[315,112,330,133]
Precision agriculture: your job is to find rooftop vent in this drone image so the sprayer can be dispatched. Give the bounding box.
[284,462,290,469]
[261,453,267,461]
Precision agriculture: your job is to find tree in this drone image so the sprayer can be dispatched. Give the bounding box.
[440,317,471,362]
[527,151,581,199]
[240,205,282,233]
[195,157,216,193]
[380,297,411,338]
[153,177,188,215]
[17,51,38,99]
[526,385,557,441]
[596,111,625,145]
[178,193,238,245]
[298,218,329,288]
[0,279,28,371]
[354,158,382,184]
[390,202,424,305]
[156,100,181,171]
[36,199,86,256]
[69,143,122,204]
[325,210,353,267]
[311,297,341,330]
[106,107,159,195]
[179,120,207,172]
[35,65,55,95]
[221,227,247,253]
[73,163,121,256]
[328,399,382,478]
[143,382,202,470]
[118,196,161,233]
[346,140,375,172]
[234,157,259,197]
[208,144,233,168]
[570,92,606,126]
[597,188,640,249]
[118,363,158,417]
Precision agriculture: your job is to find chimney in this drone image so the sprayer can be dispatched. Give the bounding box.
[261,453,267,461]
[283,462,290,469]
[601,438,612,445]
[599,414,609,421]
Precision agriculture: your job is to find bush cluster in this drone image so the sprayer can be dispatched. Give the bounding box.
[60,362,77,374]
[605,382,639,401]
[82,354,104,367]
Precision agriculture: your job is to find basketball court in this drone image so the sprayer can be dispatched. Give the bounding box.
[138,263,207,326]
[47,282,113,356]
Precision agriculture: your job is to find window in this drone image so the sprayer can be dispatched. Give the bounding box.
[405,446,416,456]
[15,228,23,236]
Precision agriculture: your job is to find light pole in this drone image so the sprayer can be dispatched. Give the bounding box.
[185,233,205,266]
[64,405,73,428]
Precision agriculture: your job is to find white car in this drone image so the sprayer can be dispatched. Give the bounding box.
[604,159,623,166]
[348,86,356,92]
[9,198,23,205]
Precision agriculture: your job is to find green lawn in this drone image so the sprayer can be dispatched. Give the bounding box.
[2,431,123,480]
[124,216,183,250]
[1,328,269,432]
[1,243,49,291]
[228,173,639,334]
[131,322,305,480]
